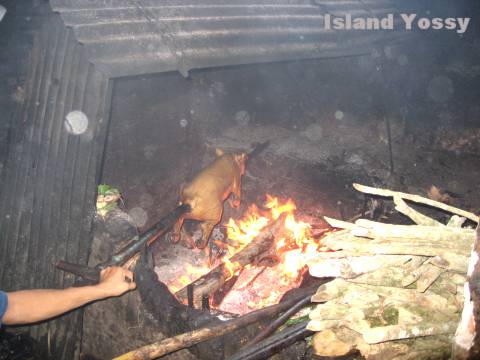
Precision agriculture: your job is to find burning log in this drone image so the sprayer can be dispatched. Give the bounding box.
[306,184,478,359]
[175,213,287,307]
[113,286,316,360]
[211,274,241,307]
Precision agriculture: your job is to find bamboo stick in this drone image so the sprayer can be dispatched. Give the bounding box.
[393,195,444,227]
[353,183,478,223]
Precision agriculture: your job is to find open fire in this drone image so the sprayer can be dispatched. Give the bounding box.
[163,195,329,314]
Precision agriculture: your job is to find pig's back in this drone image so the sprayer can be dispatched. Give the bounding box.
[182,155,238,202]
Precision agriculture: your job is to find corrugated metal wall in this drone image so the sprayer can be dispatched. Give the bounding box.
[0,14,111,358]
[0,1,50,174]
[0,1,406,358]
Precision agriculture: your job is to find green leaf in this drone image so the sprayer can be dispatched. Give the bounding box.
[98,184,120,196]
[98,184,110,195]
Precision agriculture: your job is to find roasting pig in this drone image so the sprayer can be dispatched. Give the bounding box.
[171,148,246,253]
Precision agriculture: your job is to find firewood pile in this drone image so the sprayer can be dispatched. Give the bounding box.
[307,183,479,359]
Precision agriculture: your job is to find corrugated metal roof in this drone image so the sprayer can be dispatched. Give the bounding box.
[50,0,406,77]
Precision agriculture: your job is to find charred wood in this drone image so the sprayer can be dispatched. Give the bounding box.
[244,293,312,347]
[105,204,191,267]
[212,273,241,307]
[226,320,313,360]
[134,256,224,359]
[56,260,101,283]
[56,204,191,282]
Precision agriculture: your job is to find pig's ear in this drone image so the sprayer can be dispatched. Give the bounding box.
[215,148,224,157]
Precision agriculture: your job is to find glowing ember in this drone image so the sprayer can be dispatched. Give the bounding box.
[164,194,328,313]
[167,264,211,293]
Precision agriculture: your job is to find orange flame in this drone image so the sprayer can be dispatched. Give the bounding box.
[265,195,296,220]
[223,258,241,281]
[169,194,328,311]
[168,264,211,293]
[225,204,269,256]
[225,195,322,284]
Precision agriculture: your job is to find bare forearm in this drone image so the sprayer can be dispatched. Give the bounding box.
[3,286,110,325]
[2,266,135,325]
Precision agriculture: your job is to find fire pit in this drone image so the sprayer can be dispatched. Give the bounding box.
[155,195,326,314]
[96,59,370,314]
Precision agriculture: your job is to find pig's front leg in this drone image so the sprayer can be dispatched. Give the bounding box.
[228,177,242,208]
[170,215,185,243]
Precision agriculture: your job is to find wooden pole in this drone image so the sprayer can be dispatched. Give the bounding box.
[113,286,316,360]
[226,320,313,360]
[244,293,312,347]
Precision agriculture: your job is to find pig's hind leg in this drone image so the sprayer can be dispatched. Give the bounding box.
[196,206,223,250]
[198,208,223,265]
[198,219,220,266]
[171,216,197,249]
[197,220,217,250]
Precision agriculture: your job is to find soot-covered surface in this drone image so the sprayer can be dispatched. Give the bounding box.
[101,56,384,233]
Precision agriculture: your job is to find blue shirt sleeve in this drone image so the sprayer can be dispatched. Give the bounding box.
[0,290,8,325]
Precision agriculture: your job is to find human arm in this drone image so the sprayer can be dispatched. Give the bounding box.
[2,266,135,325]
